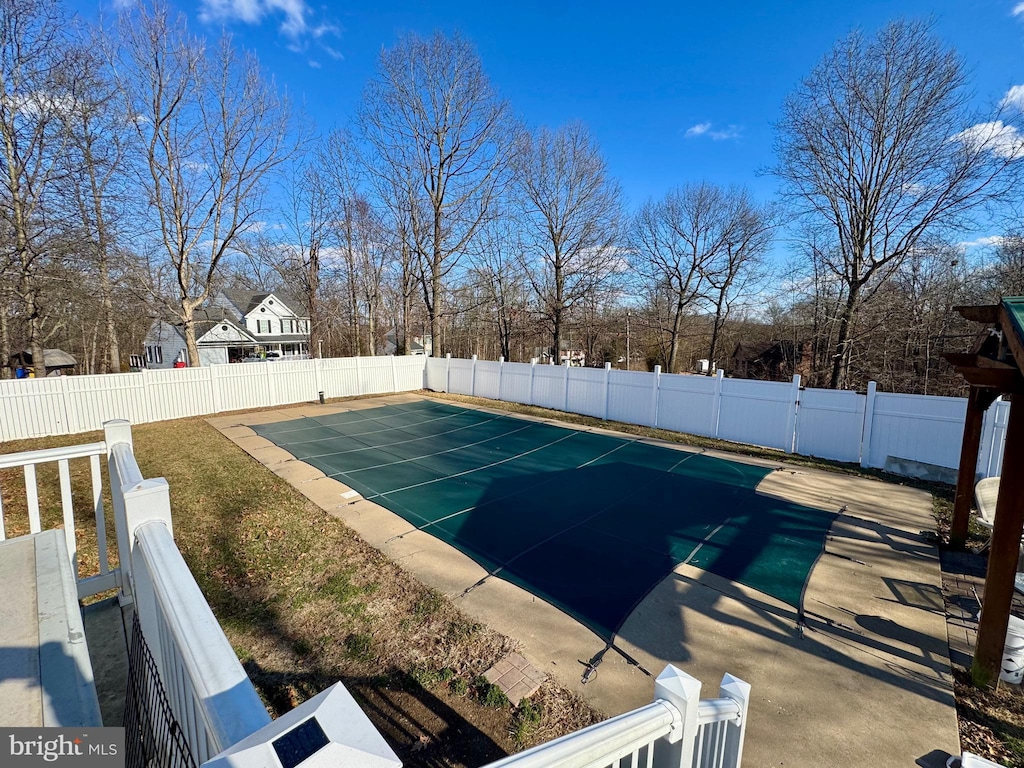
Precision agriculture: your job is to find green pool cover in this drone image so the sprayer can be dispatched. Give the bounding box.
[254,400,836,639]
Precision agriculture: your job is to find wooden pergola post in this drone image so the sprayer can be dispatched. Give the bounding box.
[950,386,998,549]
[972,395,1024,686]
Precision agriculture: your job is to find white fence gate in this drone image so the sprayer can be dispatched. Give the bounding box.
[426,356,1007,481]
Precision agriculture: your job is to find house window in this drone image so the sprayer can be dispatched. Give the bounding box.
[146,346,163,364]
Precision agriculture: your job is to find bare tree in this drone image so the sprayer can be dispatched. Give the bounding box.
[774,19,1022,389]
[66,33,130,373]
[117,1,293,366]
[357,31,513,357]
[0,0,80,374]
[703,192,776,369]
[514,122,623,364]
[632,183,737,374]
[473,215,530,361]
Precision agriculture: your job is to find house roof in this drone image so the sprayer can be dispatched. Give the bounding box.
[221,289,305,316]
[194,316,257,344]
[10,349,77,368]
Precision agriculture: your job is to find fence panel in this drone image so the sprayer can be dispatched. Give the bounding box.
[212,364,272,414]
[448,358,475,395]
[532,365,567,410]
[0,378,72,438]
[394,356,427,390]
[978,399,1009,479]
[474,360,502,400]
[717,379,795,451]
[318,358,361,398]
[566,366,607,418]
[355,357,396,395]
[795,388,865,463]
[657,373,718,437]
[498,362,533,403]
[608,370,657,427]
[267,361,318,406]
[144,368,215,422]
[425,357,448,391]
[61,374,150,432]
[865,392,967,471]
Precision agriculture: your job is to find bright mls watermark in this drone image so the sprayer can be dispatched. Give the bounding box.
[1,728,124,768]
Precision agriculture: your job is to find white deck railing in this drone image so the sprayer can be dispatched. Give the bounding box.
[482,666,749,768]
[0,439,116,599]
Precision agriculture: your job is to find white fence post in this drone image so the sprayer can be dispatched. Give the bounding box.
[57,375,76,434]
[446,353,452,393]
[603,362,612,421]
[653,665,701,767]
[315,356,325,399]
[719,674,752,768]
[209,366,222,415]
[497,356,505,400]
[529,358,537,405]
[390,355,399,393]
[860,381,878,468]
[563,360,571,412]
[651,365,661,428]
[471,354,478,397]
[711,369,725,439]
[785,374,801,454]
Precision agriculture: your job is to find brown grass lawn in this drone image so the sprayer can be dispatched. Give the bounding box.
[1,391,1021,766]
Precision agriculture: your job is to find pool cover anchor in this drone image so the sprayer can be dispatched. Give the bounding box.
[579,642,652,684]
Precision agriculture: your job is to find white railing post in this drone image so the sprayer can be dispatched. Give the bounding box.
[786,374,801,454]
[563,360,571,412]
[104,419,135,600]
[711,369,725,439]
[471,354,478,397]
[604,362,612,421]
[718,674,752,768]
[860,381,878,468]
[653,665,701,768]
[651,365,662,428]
[446,353,452,393]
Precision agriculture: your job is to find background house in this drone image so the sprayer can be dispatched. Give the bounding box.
[143,290,310,368]
[9,348,77,376]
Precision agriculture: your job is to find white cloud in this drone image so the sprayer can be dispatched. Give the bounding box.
[1002,85,1024,111]
[198,0,332,43]
[953,120,1024,159]
[960,235,1005,249]
[684,121,741,141]
[1014,2,1024,17]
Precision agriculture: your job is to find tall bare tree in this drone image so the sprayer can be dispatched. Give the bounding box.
[117,1,293,366]
[514,122,623,364]
[774,19,1022,389]
[632,184,736,374]
[0,0,80,374]
[357,31,513,357]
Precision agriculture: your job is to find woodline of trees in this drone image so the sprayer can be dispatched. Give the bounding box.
[1,4,1022,396]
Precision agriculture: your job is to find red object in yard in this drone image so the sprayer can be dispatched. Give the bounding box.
[173,360,187,369]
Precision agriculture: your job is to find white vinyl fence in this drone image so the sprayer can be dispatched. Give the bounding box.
[0,356,427,442]
[427,356,1008,481]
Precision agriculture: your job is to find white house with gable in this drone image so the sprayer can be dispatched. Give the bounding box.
[142,290,310,368]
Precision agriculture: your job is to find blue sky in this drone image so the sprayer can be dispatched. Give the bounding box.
[100,0,1024,240]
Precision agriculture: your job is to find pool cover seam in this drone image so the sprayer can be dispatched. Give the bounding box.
[295,413,510,459]
[353,429,584,499]
[264,406,476,444]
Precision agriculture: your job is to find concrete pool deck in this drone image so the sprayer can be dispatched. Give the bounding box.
[208,393,959,768]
